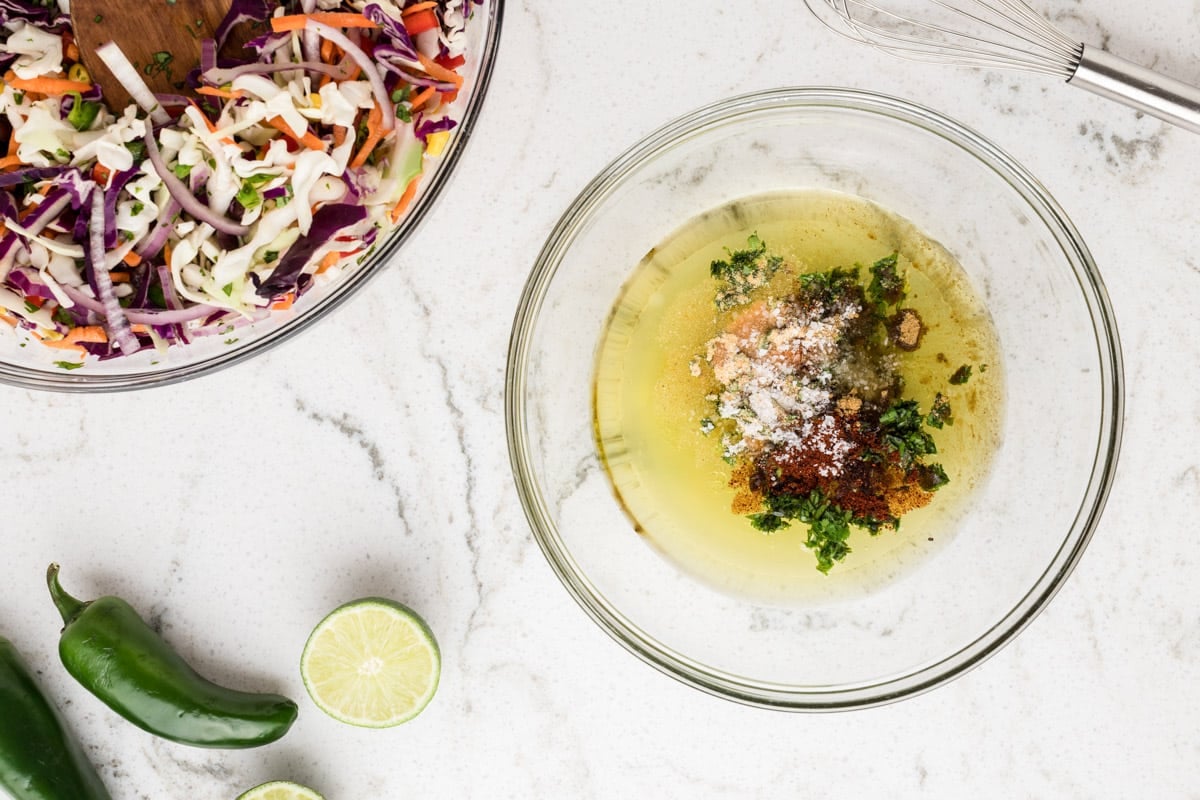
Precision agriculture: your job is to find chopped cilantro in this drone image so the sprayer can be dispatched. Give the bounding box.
[221,282,234,297]
[879,400,938,468]
[173,163,192,180]
[124,140,147,160]
[131,201,145,216]
[926,393,953,429]
[949,364,973,385]
[148,285,166,308]
[749,490,853,573]
[918,463,950,492]
[798,265,860,300]
[710,233,767,279]
[23,300,38,314]
[53,360,84,370]
[866,252,905,308]
[262,250,279,263]
[710,234,784,310]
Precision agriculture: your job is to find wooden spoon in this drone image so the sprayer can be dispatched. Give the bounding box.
[69,0,262,110]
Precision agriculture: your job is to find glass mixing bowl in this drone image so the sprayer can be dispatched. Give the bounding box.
[0,1,503,391]
[507,88,1123,710]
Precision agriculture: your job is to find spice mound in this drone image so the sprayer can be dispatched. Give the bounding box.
[699,238,954,573]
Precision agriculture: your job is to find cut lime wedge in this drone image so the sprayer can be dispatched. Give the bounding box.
[300,597,440,727]
[236,780,324,800]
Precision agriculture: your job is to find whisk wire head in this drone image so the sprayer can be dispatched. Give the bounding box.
[805,0,1084,79]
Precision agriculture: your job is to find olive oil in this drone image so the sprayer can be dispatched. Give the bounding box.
[593,191,1004,604]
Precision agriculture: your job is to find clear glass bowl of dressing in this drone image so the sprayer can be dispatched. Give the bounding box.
[506,88,1123,710]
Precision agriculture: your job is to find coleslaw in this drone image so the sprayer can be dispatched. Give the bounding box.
[0,0,478,361]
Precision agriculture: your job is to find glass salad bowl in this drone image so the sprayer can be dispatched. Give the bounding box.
[506,88,1123,710]
[0,0,503,391]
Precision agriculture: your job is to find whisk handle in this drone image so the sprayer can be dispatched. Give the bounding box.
[1068,46,1200,135]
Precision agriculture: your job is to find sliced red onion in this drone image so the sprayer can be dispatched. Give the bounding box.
[157,264,190,343]
[62,283,224,325]
[95,42,170,125]
[152,93,192,108]
[305,20,395,132]
[300,0,319,62]
[200,38,217,74]
[143,128,249,237]
[135,197,182,259]
[88,191,139,354]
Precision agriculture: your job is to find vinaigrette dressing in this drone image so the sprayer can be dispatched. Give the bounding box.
[593,191,1004,604]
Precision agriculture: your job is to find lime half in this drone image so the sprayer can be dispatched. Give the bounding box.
[236,781,324,800]
[300,597,440,727]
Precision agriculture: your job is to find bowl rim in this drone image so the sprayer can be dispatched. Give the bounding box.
[0,0,506,393]
[505,86,1124,711]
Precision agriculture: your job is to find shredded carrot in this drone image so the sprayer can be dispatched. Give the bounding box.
[64,41,80,63]
[340,61,362,81]
[64,326,107,344]
[0,312,16,328]
[109,271,131,283]
[265,116,325,151]
[188,99,236,146]
[270,292,295,310]
[402,1,439,15]
[408,86,436,113]
[196,86,245,100]
[130,324,150,335]
[332,125,348,147]
[389,175,421,223]
[403,8,439,36]
[187,100,219,134]
[349,102,384,168]
[416,53,463,88]
[320,39,335,63]
[6,132,17,157]
[441,90,459,104]
[271,13,377,32]
[163,243,173,265]
[43,325,107,354]
[0,155,22,171]
[7,76,93,95]
[122,250,142,267]
[316,251,341,274]
[42,340,86,355]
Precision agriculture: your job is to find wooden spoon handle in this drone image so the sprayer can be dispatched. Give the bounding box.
[69,0,259,110]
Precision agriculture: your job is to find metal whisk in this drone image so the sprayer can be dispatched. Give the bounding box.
[805,0,1200,134]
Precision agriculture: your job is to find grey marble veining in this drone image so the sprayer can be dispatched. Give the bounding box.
[2,1,1199,798]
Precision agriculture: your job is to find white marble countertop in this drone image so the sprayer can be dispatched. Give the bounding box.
[3,2,1199,798]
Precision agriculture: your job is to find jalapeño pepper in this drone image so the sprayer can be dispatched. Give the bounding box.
[0,636,112,800]
[47,564,298,749]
